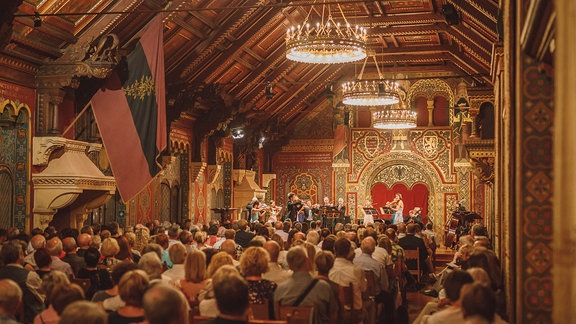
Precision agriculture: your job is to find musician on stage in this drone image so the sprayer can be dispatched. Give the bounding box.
[363,198,375,225]
[267,200,281,224]
[386,193,404,224]
[285,193,302,222]
[336,197,346,223]
[250,200,264,223]
[320,197,333,228]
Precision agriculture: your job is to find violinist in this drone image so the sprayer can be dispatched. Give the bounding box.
[250,200,264,223]
[267,200,281,224]
[387,193,404,224]
[285,193,302,222]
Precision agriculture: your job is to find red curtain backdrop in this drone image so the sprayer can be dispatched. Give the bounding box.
[433,96,449,126]
[371,182,429,223]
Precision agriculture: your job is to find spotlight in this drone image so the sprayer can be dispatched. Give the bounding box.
[258,136,266,149]
[231,128,245,139]
[265,82,274,99]
[34,12,42,28]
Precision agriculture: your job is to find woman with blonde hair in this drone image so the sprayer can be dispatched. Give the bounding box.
[239,246,277,305]
[196,252,235,317]
[176,249,208,303]
[108,270,149,324]
[99,238,121,271]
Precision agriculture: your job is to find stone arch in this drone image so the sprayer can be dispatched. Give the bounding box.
[357,151,449,226]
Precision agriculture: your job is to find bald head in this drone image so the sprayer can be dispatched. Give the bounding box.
[46,237,63,256]
[360,237,376,255]
[397,223,407,233]
[77,234,92,249]
[62,237,78,254]
[30,235,46,250]
[220,239,237,259]
[263,240,281,262]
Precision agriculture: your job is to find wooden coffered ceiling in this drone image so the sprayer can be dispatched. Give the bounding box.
[3,0,499,142]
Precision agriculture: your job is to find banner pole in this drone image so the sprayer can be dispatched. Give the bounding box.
[61,101,92,138]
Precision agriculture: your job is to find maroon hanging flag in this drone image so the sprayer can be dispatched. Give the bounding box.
[91,15,166,202]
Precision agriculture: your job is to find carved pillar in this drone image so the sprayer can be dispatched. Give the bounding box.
[36,88,66,136]
[427,99,434,126]
[555,0,576,321]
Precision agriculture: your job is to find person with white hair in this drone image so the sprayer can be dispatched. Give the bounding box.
[0,279,23,324]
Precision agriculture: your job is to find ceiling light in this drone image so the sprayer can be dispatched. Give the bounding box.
[342,55,400,106]
[373,107,417,130]
[285,1,367,64]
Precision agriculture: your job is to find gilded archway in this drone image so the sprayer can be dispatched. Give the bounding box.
[355,151,457,229]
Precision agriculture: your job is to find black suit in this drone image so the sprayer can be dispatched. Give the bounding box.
[398,234,429,270]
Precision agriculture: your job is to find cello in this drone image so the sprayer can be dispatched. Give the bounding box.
[444,212,460,248]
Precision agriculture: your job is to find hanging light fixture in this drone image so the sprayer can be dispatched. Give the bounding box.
[285,1,367,64]
[342,55,400,106]
[372,103,418,130]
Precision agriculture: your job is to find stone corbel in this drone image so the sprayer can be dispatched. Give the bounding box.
[261,174,276,189]
[33,136,68,166]
[232,169,247,185]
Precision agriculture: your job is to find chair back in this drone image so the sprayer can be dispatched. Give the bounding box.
[71,278,91,295]
[250,299,270,320]
[363,270,378,298]
[249,320,288,324]
[190,315,213,324]
[403,248,421,282]
[277,305,315,324]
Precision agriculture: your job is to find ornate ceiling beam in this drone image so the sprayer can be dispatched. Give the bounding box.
[178,0,267,80]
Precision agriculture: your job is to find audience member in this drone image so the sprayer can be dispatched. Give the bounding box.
[0,242,44,322]
[61,237,86,277]
[275,246,338,323]
[239,247,277,305]
[0,279,22,324]
[59,301,107,324]
[162,243,187,283]
[262,240,292,284]
[46,237,74,277]
[108,270,149,324]
[77,247,114,300]
[143,283,189,324]
[177,249,208,304]
[205,265,250,323]
[329,237,366,318]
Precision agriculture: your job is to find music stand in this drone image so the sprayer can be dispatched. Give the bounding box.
[211,208,237,223]
[362,208,379,224]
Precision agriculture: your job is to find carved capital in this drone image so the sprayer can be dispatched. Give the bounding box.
[261,174,276,188]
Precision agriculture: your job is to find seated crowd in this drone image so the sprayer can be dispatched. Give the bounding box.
[0,218,504,324]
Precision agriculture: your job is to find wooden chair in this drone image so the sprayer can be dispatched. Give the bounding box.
[336,284,354,321]
[363,271,378,324]
[250,299,270,320]
[71,278,91,295]
[249,320,288,324]
[277,305,315,324]
[403,248,421,283]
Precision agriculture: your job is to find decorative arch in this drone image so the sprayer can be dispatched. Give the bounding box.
[407,79,455,126]
[0,166,14,229]
[357,151,453,226]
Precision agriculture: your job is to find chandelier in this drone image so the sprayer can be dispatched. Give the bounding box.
[285,1,367,64]
[373,106,418,129]
[342,55,400,106]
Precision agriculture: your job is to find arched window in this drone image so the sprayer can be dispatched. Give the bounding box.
[478,102,495,139]
[0,169,13,229]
